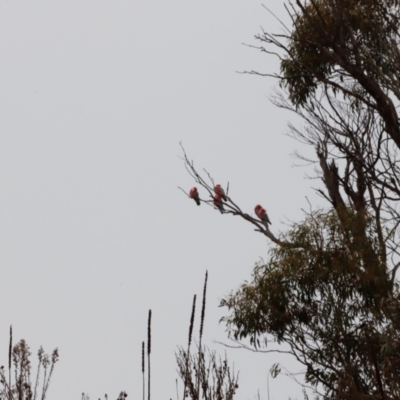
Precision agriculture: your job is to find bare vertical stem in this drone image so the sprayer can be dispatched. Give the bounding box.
[8,325,12,400]
[33,347,44,400]
[147,310,152,400]
[41,362,48,400]
[197,271,208,398]
[183,294,196,400]
[42,349,59,400]
[142,341,145,400]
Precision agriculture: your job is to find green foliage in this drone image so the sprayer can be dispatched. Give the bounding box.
[280,0,400,106]
[221,210,400,399]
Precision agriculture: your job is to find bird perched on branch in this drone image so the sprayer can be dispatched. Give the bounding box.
[214,184,227,201]
[213,194,224,213]
[255,204,271,227]
[189,187,201,206]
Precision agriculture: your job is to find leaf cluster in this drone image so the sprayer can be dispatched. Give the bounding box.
[221,210,400,399]
[281,0,400,106]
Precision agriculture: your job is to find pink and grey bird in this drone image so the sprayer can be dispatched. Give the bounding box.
[189,187,201,206]
[254,204,271,226]
[214,184,227,201]
[213,194,224,213]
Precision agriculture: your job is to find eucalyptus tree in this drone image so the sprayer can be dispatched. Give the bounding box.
[182,1,400,399]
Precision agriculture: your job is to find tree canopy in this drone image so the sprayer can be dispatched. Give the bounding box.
[182,1,400,399]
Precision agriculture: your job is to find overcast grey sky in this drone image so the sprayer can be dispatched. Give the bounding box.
[0,1,322,399]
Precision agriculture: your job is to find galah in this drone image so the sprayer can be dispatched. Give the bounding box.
[254,204,271,226]
[213,194,224,213]
[189,187,201,206]
[214,184,227,201]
